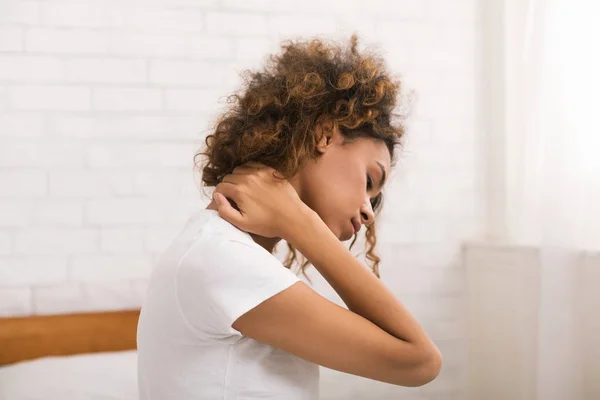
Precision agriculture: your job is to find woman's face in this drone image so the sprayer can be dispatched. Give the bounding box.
[297,128,391,241]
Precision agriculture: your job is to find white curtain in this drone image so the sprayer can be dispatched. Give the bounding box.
[502,0,599,398]
[505,0,600,249]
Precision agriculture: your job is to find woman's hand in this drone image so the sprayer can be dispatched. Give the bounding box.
[212,163,312,239]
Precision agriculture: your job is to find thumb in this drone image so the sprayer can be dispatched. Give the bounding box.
[213,192,244,227]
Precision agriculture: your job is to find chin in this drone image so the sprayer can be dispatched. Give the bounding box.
[339,229,355,242]
[325,224,349,241]
[319,215,353,241]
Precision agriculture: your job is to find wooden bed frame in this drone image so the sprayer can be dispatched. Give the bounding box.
[0,309,140,366]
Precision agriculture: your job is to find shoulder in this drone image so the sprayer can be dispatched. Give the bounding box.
[189,209,257,247]
[177,211,289,278]
[183,222,270,266]
[174,213,300,337]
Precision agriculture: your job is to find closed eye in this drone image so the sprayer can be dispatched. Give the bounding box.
[366,175,373,191]
[370,193,382,211]
[367,175,382,211]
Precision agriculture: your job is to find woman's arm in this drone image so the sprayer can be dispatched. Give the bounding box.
[213,164,442,386]
[286,208,442,370]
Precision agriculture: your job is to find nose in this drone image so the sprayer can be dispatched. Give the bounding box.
[359,199,375,226]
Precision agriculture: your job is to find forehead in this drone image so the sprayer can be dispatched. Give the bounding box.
[347,137,391,171]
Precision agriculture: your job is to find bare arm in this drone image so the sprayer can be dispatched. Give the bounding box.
[285,209,442,371]
[289,210,439,358]
[233,210,441,386]
[233,280,440,387]
[214,165,442,386]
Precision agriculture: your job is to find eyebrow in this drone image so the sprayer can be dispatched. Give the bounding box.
[376,161,387,189]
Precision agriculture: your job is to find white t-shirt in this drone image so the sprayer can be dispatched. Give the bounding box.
[137,209,320,400]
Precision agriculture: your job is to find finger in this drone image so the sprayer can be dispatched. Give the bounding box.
[214,181,241,204]
[213,186,245,228]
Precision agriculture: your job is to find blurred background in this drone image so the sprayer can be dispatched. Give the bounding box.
[0,0,598,399]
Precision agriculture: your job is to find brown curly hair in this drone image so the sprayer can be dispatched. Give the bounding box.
[194,34,407,281]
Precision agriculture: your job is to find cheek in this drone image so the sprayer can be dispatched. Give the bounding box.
[301,151,364,214]
[300,161,364,240]
[318,170,364,218]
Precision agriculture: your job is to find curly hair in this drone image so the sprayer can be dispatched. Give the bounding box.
[194,34,407,281]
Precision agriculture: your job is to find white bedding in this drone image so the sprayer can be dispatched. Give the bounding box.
[0,350,137,400]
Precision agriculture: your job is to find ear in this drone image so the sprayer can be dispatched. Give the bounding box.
[315,119,336,154]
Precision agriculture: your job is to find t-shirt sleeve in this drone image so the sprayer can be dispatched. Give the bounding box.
[175,238,301,338]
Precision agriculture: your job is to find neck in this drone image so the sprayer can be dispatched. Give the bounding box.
[206,174,304,254]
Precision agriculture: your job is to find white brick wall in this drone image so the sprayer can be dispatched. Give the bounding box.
[0,0,483,398]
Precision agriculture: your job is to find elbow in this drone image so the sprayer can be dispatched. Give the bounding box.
[400,347,443,387]
[416,350,443,386]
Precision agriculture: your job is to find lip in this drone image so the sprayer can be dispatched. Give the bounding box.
[351,218,361,234]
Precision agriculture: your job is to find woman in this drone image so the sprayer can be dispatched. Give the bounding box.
[137,35,442,399]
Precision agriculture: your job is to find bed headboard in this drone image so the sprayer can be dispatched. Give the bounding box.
[0,309,140,365]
